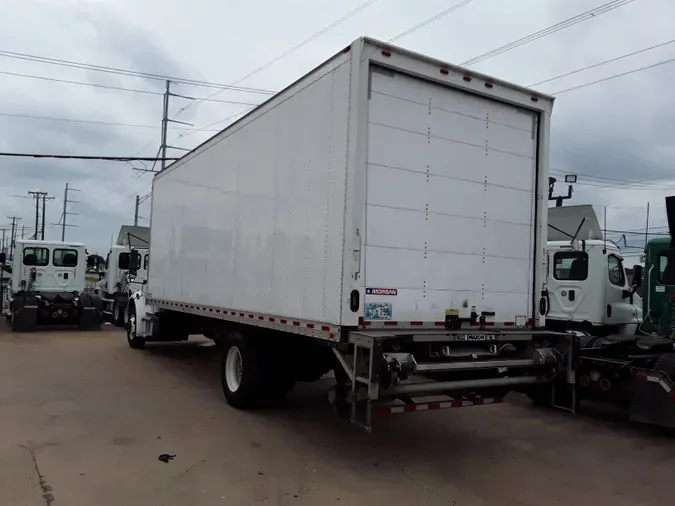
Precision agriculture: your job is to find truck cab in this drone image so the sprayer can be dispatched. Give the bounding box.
[7,239,101,331]
[96,245,149,326]
[546,240,642,336]
[641,237,675,335]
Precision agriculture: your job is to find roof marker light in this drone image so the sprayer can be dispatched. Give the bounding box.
[381,50,392,57]
[531,96,539,102]
[485,82,494,89]
[463,75,472,82]
[440,68,449,75]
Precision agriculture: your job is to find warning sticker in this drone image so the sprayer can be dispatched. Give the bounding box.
[366,288,398,296]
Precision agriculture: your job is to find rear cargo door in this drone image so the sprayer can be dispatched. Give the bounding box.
[364,67,538,325]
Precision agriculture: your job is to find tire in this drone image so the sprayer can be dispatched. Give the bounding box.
[331,362,352,418]
[220,331,271,409]
[654,353,675,381]
[125,302,146,349]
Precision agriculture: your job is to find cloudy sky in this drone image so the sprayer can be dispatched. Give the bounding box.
[0,0,674,259]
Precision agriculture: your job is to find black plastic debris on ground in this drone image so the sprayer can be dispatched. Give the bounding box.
[158,454,176,463]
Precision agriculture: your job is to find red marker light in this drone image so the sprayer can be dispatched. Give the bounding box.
[485,82,494,89]
[381,50,392,57]
[440,68,449,75]
[463,75,472,82]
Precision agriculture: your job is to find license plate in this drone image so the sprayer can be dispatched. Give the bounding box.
[459,334,496,341]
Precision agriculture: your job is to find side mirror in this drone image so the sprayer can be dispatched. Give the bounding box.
[632,265,643,289]
[0,252,5,265]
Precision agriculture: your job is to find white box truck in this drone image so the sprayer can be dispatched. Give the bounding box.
[126,37,575,431]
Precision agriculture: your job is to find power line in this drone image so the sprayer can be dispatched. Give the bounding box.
[460,0,639,67]
[175,0,379,120]
[0,153,179,161]
[529,38,675,87]
[551,56,675,95]
[0,49,277,95]
[0,70,261,106]
[172,107,256,143]
[0,110,223,131]
[388,0,476,43]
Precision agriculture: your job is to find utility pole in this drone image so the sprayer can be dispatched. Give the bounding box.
[57,183,80,241]
[134,192,152,226]
[7,216,20,260]
[21,225,25,239]
[28,191,44,239]
[160,80,170,172]
[40,194,55,240]
[134,195,140,226]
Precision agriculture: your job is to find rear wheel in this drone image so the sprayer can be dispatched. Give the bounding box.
[126,302,146,349]
[220,331,276,408]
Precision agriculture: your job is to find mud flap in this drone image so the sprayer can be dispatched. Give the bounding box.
[78,294,102,331]
[629,372,675,429]
[11,295,37,332]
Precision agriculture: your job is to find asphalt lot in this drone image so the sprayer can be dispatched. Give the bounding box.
[1,323,674,505]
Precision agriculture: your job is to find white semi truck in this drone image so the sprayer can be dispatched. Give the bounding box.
[125,37,576,430]
[2,239,102,331]
[545,205,643,337]
[97,245,149,326]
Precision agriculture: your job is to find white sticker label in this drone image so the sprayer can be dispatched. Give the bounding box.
[656,286,666,292]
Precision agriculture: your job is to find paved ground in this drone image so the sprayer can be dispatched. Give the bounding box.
[1,324,674,505]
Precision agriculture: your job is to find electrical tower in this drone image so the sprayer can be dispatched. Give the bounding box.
[55,182,80,241]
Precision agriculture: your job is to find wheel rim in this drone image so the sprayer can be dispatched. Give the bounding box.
[225,346,243,392]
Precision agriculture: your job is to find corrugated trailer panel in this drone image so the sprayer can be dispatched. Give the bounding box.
[361,68,539,325]
[149,51,352,325]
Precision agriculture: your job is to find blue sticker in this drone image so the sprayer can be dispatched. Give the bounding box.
[365,302,393,321]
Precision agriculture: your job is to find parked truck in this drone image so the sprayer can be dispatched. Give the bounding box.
[2,239,101,331]
[545,205,642,337]
[124,37,576,431]
[96,245,149,326]
[532,201,675,429]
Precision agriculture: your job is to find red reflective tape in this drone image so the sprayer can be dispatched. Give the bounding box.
[306,323,314,329]
[280,319,287,324]
[403,405,416,413]
[451,400,463,408]
[329,333,336,340]
[321,326,330,331]
[503,321,514,326]
[216,309,221,313]
[473,398,484,405]
[377,407,390,415]
[361,320,371,326]
[248,314,254,319]
[239,313,245,317]
[258,316,264,320]
[434,321,445,327]
[293,321,300,326]
[384,321,398,326]
[230,311,235,315]
[635,373,648,381]
[410,321,424,326]
[527,318,534,326]
[209,308,213,312]
[428,402,441,410]
[494,397,504,404]
[269,317,276,322]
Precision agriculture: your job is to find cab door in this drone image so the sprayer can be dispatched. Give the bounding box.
[547,250,591,322]
[50,248,81,291]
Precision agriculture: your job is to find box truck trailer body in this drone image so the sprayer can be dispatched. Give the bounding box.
[147,38,550,336]
[128,37,572,431]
